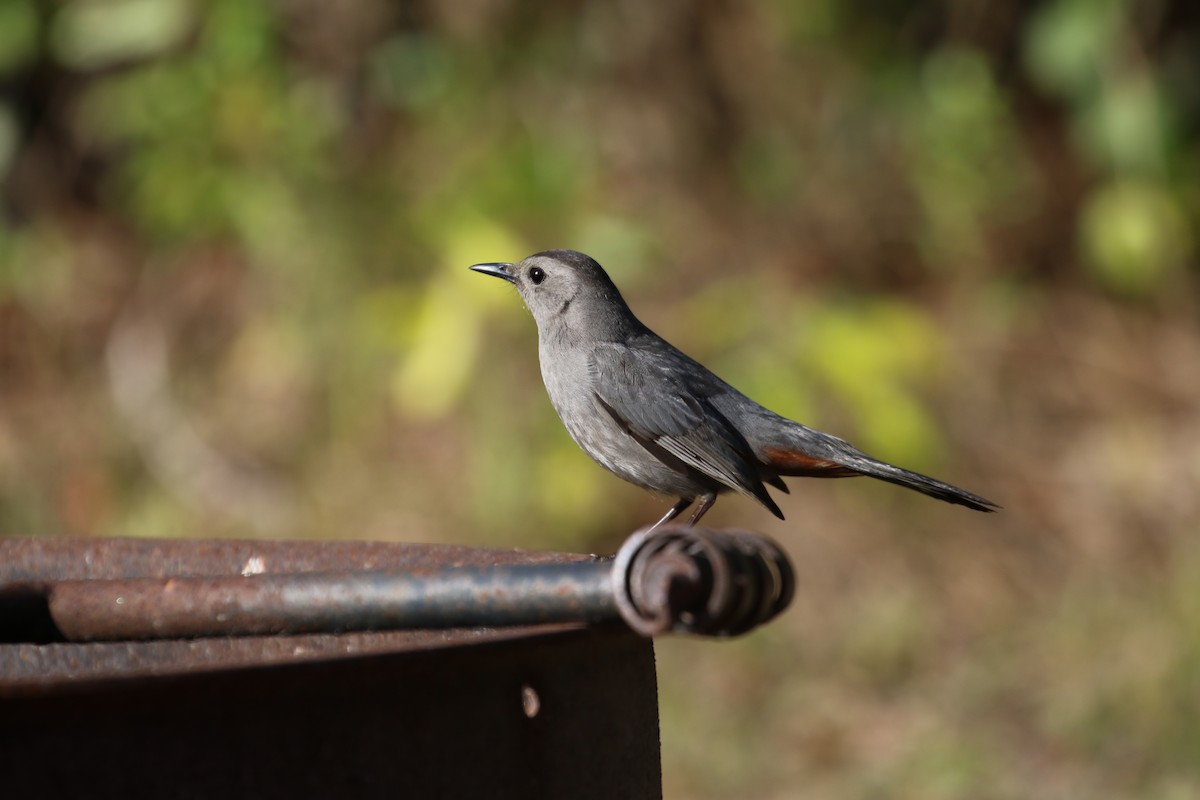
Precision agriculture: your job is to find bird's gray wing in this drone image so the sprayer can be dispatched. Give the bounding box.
[588,342,783,517]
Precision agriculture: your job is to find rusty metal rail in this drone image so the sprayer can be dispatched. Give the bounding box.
[614,526,793,636]
[0,526,793,643]
[42,562,616,640]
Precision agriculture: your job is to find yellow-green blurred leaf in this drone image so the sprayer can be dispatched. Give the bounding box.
[1080,180,1189,297]
[390,271,484,419]
[0,0,38,75]
[52,0,193,70]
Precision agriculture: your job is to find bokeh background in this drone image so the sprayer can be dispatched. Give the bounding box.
[2,0,1199,796]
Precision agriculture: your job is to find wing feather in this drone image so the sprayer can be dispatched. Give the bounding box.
[589,343,783,518]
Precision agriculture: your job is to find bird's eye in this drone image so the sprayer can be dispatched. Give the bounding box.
[529,267,546,285]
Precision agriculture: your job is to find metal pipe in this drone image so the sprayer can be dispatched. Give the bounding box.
[47,562,616,640]
[32,526,793,641]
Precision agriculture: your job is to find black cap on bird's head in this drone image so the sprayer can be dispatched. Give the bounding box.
[471,250,635,337]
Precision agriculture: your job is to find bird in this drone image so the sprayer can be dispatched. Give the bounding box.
[471,249,998,528]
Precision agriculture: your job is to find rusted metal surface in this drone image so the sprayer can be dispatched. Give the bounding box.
[0,626,582,690]
[0,528,795,797]
[0,537,597,689]
[0,526,794,648]
[43,563,616,640]
[0,538,663,797]
[1,625,662,799]
[0,536,581,583]
[613,526,795,636]
[2,527,796,652]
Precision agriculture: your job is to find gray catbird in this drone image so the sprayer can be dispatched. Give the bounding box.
[472,249,998,527]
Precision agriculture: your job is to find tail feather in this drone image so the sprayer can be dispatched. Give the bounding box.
[758,425,999,512]
[833,454,1000,512]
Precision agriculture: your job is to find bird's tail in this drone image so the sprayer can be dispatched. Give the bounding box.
[760,424,999,512]
[829,452,998,512]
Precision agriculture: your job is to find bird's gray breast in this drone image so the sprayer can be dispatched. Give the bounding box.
[537,337,702,497]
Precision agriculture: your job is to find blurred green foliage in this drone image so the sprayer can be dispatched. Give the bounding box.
[2,0,1200,797]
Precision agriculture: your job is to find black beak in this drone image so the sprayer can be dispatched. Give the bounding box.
[469,262,516,283]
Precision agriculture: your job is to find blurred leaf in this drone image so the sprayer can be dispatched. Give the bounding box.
[803,299,944,392]
[911,45,1027,264]
[1082,69,1170,174]
[0,0,38,75]
[1025,0,1174,178]
[1080,179,1189,296]
[1024,0,1121,99]
[770,0,842,46]
[52,0,194,70]
[853,385,944,468]
[117,489,189,539]
[438,218,526,294]
[801,300,946,463]
[353,285,419,355]
[921,46,995,126]
[390,270,483,419]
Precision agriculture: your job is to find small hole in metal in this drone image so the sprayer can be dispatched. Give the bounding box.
[521,684,540,718]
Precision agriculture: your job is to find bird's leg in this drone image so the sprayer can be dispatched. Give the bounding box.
[649,497,693,531]
[686,493,717,525]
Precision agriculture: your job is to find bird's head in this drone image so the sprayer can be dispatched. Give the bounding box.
[470,249,636,341]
